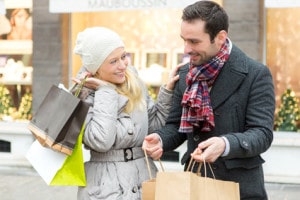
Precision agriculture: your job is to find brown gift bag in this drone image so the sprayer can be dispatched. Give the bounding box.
[28,78,90,155]
[155,160,240,200]
[142,149,165,200]
[142,179,156,200]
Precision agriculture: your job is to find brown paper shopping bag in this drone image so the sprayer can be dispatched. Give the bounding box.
[197,175,240,199]
[155,170,200,200]
[142,178,156,200]
[155,160,240,200]
[142,149,165,200]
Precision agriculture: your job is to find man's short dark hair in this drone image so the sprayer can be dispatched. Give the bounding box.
[182,0,229,42]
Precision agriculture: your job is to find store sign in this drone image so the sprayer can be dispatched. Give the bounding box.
[265,0,300,8]
[49,0,198,13]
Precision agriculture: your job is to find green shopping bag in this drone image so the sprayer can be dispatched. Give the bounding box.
[50,123,86,186]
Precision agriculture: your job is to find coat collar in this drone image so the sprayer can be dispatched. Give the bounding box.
[210,45,248,109]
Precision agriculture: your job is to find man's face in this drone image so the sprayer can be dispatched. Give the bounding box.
[180,19,222,66]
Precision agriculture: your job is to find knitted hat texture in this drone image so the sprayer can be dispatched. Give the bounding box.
[74,27,124,75]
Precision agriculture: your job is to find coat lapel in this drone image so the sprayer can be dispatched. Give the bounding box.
[210,45,248,109]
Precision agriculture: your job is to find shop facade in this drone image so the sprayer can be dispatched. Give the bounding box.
[1,0,300,182]
[31,0,264,113]
[0,0,264,116]
[0,0,263,170]
[0,0,263,153]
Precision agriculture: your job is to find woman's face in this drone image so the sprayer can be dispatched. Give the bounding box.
[13,9,29,27]
[96,47,128,84]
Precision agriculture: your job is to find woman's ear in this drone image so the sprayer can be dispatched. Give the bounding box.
[10,17,15,26]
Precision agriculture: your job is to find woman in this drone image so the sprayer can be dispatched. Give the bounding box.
[7,8,32,40]
[73,27,180,199]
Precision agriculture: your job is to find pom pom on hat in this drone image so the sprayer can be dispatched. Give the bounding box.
[74,27,125,75]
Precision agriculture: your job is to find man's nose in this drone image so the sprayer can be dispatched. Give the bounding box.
[184,42,192,55]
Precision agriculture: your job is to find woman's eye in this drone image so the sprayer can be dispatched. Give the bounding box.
[110,59,117,64]
[121,55,126,60]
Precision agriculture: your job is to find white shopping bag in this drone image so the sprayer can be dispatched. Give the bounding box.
[26,140,66,184]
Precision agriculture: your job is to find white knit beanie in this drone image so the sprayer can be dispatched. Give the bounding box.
[73,27,125,75]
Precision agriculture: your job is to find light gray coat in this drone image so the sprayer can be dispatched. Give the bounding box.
[77,75,173,200]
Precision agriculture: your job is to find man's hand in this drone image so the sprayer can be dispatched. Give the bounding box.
[142,133,163,160]
[191,137,226,163]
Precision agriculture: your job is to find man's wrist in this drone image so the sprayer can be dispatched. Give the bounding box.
[157,134,163,148]
[221,136,230,157]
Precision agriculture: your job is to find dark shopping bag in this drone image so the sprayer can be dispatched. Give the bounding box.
[28,80,90,155]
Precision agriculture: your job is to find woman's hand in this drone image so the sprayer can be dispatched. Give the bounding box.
[165,63,184,91]
[72,71,113,90]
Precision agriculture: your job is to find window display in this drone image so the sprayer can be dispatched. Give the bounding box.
[172,48,189,68]
[126,49,139,67]
[0,0,32,121]
[142,50,170,69]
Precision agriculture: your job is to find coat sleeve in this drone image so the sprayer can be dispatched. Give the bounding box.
[224,64,275,159]
[128,64,174,134]
[147,85,174,134]
[83,85,127,152]
[155,65,189,151]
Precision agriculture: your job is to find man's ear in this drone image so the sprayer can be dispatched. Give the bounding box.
[216,30,228,46]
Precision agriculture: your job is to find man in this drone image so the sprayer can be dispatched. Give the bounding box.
[143,1,275,199]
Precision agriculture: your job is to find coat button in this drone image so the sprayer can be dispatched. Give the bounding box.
[214,111,221,116]
[211,163,218,170]
[132,186,138,193]
[128,129,133,135]
[242,141,248,147]
[193,135,200,141]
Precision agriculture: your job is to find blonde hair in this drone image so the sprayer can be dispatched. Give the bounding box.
[115,68,146,113]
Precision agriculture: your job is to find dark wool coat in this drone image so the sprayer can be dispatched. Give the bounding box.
[157,45,275,200]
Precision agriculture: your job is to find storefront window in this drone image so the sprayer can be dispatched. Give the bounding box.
[265,5,300,105]
[0,0,32,121]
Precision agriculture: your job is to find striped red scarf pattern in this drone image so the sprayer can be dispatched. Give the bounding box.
[179,39,230,133]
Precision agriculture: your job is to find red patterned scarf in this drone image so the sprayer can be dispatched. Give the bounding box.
[179,39,230,133]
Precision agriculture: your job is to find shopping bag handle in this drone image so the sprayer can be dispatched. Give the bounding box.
[186,157,216,179]
[69,75,88,97]
[74,76,88,97]
[144,149,164,180]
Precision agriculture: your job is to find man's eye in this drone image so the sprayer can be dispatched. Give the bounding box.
[121,55,126,60]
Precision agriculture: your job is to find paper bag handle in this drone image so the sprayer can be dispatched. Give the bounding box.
[186,158,216,179]
[144,149,165,180]
[74,76,88,97]
[69,75,88,98]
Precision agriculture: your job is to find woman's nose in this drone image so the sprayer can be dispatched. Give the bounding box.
[119,60,127,69]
